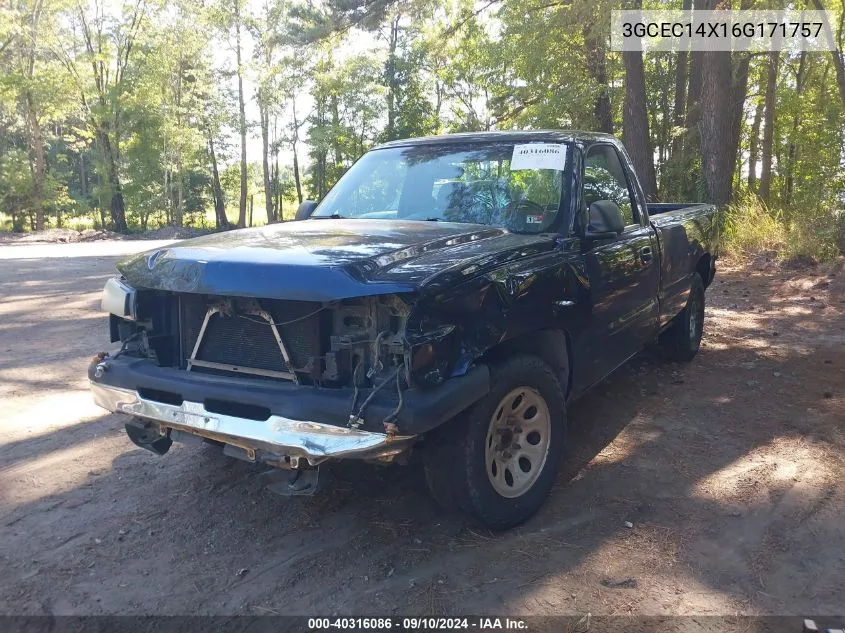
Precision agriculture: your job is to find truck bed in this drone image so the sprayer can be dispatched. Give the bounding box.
[646,202,721,329]
[648,202,711,215]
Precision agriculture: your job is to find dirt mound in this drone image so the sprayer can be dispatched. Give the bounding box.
[0,226,215,245]
[79,228,123,242]
[137,226,215,240]
[0,228,123,244]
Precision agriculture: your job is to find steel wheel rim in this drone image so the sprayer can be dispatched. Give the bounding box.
[484,387,551,499]
[689,291,704,346]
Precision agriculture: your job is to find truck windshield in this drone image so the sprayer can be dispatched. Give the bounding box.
[311,143,570,234]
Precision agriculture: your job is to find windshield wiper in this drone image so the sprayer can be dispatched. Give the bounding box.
[314,212,345,219]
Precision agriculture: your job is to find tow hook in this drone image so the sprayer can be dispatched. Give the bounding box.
[384,422,399,441]
[92,352,110,378]
[124,420,172,456]
[260,466,320,497]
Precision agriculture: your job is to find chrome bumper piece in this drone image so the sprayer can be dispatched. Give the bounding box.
[91,382,414,464]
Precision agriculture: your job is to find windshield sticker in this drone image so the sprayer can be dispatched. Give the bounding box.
[526,215,544,224]
[510,143,568,171]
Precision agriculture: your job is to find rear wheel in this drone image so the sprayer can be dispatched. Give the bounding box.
[658,272,705,362]
[424,355,567,530]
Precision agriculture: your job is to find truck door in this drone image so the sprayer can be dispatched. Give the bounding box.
[575,143,660,390]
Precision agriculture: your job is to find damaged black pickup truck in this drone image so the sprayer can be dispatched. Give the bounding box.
[90,131,720,529]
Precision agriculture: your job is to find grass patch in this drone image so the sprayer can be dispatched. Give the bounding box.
[723,194,844,265]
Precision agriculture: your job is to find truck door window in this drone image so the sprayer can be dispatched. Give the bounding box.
[583,145,637,227]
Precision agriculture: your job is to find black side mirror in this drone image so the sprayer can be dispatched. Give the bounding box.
[295,200,318,221]
[586,200,625,237]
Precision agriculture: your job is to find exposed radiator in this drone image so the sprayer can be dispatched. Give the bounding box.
[177,294,323,380]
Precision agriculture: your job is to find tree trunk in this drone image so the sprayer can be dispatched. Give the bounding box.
[385,14,399,141]
[784,51,807,206]
[94,149,107,229]
[208,136,230,230]
[833,43,845,109]
[314,98,327,198]
[292,141,303,205]
[174,52,185,227]
[96,125,128,232]
[26,96,46,231]
[812,0,845,108]
[273,118,281,220]
[235,0,248,228]
[671,51,687,153]
[728,54,751,194]
[260,100,274,223]
[748,98,763,192]
[79,151,87,198]
[291,98,303,205]
[682,22,704,199]
[175,161,184,227]
[671,0,692,157]
[686,51,703,130]
[759,51,779,203]
[623,47,657,199]
[331,95,343,168]
[163,167,171,225]
[584,26,613,134]
[700,49,735,205]
[24,2,45,232]
[317,152,326,199]
[656,55,671,168]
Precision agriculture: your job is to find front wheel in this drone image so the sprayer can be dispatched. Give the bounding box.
[658,272,705,362]
[424,355,567,530]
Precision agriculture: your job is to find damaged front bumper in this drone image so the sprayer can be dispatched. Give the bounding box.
[89,355,490,465]
[91,381,415,465]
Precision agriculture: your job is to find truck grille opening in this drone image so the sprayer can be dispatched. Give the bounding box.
[177,295,323,382]
[198,313,286,373]
[167,292,410,389]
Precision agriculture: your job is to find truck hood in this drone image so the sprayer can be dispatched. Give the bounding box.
[117,219,557,301]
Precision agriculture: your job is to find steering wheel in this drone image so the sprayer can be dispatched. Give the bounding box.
[515,199,545,213]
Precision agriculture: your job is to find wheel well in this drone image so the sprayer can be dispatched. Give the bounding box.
[696,253,714,288]
[478,329,572,399]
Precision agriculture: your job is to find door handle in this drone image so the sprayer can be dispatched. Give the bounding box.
[640,246,653,264]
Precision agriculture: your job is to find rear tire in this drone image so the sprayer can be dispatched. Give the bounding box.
[658,272,705,362]
[423,355,567,530]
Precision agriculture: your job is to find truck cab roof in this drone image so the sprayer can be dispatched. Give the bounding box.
[375,130,617,149]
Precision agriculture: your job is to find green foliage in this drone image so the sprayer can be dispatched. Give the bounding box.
[0,0,841,258]
[305,49,386,197]
[724,194,844,264]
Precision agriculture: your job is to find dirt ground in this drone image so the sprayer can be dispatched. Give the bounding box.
[1,241,843,619]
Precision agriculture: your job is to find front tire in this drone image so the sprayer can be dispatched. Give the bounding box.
[424,355,567,530]
[658,272,705,362]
